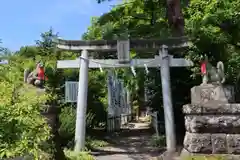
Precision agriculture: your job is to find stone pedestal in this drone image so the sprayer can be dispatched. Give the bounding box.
[182,84,240,156]
[191,84,235,104]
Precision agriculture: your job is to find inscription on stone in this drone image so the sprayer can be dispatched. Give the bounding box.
[200,88,215,102]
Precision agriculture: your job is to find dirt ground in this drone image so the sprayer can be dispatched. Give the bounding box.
[92,119,165,160]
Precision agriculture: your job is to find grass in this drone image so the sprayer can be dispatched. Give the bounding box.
[64,150,95,160]
[85,136,109,148]
[150,134,166,147]
[64,137,109,160]
[182,155,225,160]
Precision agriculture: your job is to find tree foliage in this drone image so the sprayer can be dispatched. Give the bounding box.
[0,55,51,159]
[185,0,240,85]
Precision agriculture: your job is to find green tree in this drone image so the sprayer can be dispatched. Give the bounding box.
[97,0,185,36]
[185,0,240,84]
[17,46,39,58]
[0,55,51,159]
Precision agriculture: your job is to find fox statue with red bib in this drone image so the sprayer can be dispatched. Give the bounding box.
[24,61,48,88]
[200,56,225,85]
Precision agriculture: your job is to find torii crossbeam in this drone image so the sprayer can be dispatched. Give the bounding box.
[56,38,193,153]
[57,56,192,68]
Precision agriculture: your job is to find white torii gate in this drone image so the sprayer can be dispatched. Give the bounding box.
[56,38,193,152]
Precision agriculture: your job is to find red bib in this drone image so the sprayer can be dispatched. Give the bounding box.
[201,61,207,74]
[37,68,45,80]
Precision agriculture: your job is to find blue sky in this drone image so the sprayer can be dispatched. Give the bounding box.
[0,0,118,51]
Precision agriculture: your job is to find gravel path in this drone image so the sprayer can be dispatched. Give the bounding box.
[92,121,165,160]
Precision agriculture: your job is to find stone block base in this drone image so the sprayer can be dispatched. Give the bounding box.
[184,115,240,134]
[184,132,240,154]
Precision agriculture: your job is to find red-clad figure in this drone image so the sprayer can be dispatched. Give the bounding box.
[36,63,48,81]
[26,61,48,88]
[35,62,48,87]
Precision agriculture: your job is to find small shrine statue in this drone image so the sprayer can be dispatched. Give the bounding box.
[200,56,225,85]
[24,61,48,88]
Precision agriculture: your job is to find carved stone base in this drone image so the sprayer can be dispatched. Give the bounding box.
[191,84,235,104]
[183,132,240,154]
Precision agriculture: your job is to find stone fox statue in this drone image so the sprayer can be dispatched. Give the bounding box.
[201,60,225,85]
[24,62,48,88]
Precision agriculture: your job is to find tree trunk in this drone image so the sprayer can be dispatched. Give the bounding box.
[166,0,185,36]
[44,105,66,160]
[52,108,66,160]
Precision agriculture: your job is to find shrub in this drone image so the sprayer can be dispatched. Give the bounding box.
[150,134,166,147]
[59,105,97,148]
[59,106,76,143]
[85,137,108,149]
[0,56,51,159]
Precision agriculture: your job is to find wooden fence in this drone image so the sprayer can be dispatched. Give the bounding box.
[107,114,132,132]
[149,111,165,136]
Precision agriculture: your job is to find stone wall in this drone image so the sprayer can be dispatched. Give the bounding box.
[183,103,240,154]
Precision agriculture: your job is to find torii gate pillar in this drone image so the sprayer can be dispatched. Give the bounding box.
[75,50,89,152]
[159,45,176,152]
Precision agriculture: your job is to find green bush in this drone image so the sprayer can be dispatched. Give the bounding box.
[0,56,51,159]
[150,134,166,147]
[59,106,97,148]
[59,106,76,142]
